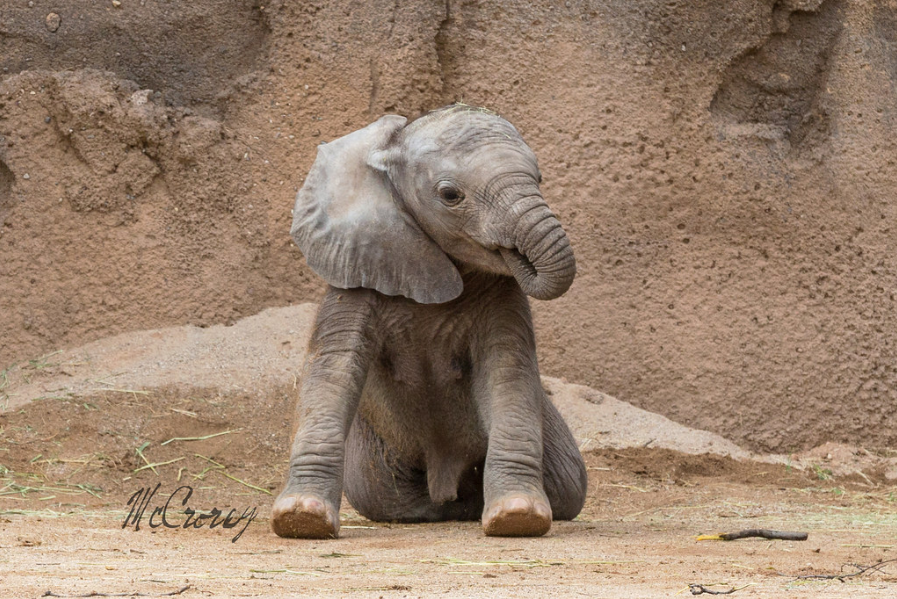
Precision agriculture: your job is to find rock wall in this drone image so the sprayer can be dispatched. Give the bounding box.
[2,0,896,452]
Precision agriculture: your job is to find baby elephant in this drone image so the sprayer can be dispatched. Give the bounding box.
[273,105,587,538]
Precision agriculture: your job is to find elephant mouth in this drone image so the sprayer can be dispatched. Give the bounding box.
[499,247,538,279]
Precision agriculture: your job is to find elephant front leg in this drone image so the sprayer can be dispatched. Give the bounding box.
[271,381,356,539]
[475,331,552,537]
[272,293,372,539]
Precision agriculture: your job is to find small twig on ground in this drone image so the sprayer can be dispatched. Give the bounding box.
[216,470,273,495]
[696,529,808,542]
[134,442,157,476]
[785,557,897,583]
[133,457,185,474]
[161,429,240,446]
[194,454,226,468]
[41,585,190,597]
[169,408,198,418]
[688,583,737,595]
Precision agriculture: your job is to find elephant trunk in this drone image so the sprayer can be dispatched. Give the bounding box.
[496,195,576,300]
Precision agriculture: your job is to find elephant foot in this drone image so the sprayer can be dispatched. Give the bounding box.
[271,493,340,539]
[482,494,552,537]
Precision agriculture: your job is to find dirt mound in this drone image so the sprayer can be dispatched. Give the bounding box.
[5,303,895,485]
[2,1,897,453]
[0,303,747,460]
[2,303,318,408]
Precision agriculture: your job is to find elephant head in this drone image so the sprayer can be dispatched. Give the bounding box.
[290,105,576,303]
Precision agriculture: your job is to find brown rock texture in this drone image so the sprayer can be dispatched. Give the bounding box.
[2,0,896,453]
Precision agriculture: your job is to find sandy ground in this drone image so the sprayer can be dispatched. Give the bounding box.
[1,307,895,597]
[1,450,896,598]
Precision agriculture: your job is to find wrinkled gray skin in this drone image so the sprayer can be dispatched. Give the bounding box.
[273,106,587,539]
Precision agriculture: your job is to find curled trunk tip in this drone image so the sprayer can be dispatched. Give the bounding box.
[501,241,575,300]
[493,194,576,300]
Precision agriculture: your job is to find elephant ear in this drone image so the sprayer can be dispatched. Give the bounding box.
[290,115,463,304]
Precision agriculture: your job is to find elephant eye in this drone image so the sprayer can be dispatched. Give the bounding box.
[436,182,465,206]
